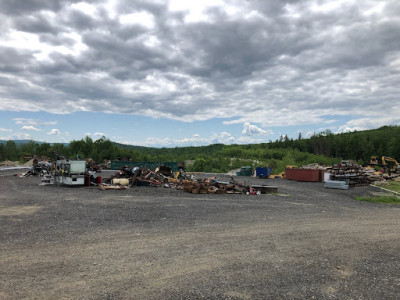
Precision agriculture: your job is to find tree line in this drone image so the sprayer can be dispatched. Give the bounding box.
[268,125,400,163]
[0,125,399,172]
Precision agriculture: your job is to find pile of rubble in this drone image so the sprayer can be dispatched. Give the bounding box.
[20,158,52,177]
[290,161,387,189]
[181,177,247,194]
[100,165,193,190]
[181,178,277,195]
[100,165,278,195]
[301,163,328,170]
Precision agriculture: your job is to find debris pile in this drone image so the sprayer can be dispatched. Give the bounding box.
[328,161,383,188]
[182,177,246,194]
[20,158,52,177]
[181,177,277,195]
[100,165,192,189]
[301,163,327,170]
[99,165,278,195]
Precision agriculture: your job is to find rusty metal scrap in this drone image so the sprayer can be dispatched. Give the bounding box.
[104,165,193,189]
[180,177,276,195]
[102,165,278,195]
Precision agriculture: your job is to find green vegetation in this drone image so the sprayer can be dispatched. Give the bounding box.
[383,182,400,193]
[1,125,399,173]
[355,195,400,204]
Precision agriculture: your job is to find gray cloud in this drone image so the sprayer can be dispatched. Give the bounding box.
[13,13,59,34]
[0,0,64,15]
[0,0,399,129]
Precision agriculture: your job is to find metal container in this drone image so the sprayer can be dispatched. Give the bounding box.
[285,168,322,182]
[256,167,272,178]
[236,166,253,176]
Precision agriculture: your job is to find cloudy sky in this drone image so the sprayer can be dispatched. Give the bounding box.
[0,0,399,147]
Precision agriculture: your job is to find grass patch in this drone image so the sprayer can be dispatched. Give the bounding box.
[355,195,400,204]
[384,181,400,193]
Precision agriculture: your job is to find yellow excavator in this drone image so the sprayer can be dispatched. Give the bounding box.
[381,156,400,174]
[369,156,379,165]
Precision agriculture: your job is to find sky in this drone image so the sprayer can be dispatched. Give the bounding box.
[0,0,400,147]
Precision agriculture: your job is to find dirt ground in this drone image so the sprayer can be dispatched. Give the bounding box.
[1,171,400,299]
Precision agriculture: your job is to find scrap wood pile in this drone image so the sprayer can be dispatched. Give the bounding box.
[329,161,384,187]
[299,162,388,186]
[181,177,277,195]
[181,177,248,194]
[362,167,387,182]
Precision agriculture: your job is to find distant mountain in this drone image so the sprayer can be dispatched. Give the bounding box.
[0,140,69,146]
[0,139,146,149]
[111,142,154,151]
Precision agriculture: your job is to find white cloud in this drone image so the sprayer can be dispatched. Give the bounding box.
[236,136,265,144]
[339,127,363,133]
[242,123,271,136]
[1,132,31,140]
[119,12,155,29]
[14,118,37,126]
[21,125,41,131]
[337,116,400,133]
[305,131,315,138]
[0,128,12,132]
[13,118,57,126]
[94,132,106,137]
[41,121,57,126]
[120,131,267,147]
[48,128,61,135]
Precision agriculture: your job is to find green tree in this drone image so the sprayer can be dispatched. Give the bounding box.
[52,143,66,158]
[93,137,116,161]
[4,141,18,161]
[192,157,207,172]
[69,139,85,159]
[19,140,38,156]
[37,143,52,158]
[0,144,5,161]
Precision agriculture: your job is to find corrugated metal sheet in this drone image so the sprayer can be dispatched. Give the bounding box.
[324,180,349,190]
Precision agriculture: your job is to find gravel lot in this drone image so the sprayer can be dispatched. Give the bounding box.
[1,171,400,299]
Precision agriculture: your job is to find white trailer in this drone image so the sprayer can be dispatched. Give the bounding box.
[54,160,86,186]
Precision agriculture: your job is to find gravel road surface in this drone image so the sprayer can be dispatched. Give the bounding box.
[1,172,399,299]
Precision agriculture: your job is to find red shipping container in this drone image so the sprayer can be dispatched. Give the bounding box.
[285,168,322,182]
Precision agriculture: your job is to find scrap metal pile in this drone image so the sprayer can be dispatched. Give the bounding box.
[18,153,103,187]
[20,158,52,177]
[101,165,277,195]
[100,165,192,190]
[182,178,277,195]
